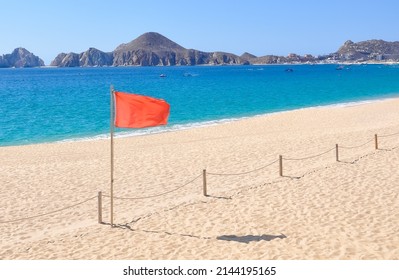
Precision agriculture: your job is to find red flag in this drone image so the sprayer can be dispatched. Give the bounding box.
[114,91,170,128]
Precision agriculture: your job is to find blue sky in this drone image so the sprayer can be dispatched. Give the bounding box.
[1,0,398,64]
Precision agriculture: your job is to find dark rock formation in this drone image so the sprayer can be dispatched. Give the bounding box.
[0,48,44,68]
[50,48,113,67]
[50,53,79,67]
[50,53,68,66]
[79,48,113,67]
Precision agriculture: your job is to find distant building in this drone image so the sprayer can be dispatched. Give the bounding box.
[376,54,383,61]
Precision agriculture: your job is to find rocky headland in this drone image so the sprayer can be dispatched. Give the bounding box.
[50,33,399,67]
[0,48,44,68]
[2,33,399,68]
[336,39,399,61]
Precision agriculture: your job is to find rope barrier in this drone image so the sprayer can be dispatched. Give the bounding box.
[340,139,373,149]
[0,195,97,224]
[283,147,335,161]
[104,174,202,200]
[207,159,279,176]
[379,131,399,138]
[108,145,399,227]
[3,129,399,226]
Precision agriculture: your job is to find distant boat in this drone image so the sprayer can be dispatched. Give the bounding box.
[160,74,167,77]
[336,65,344,70]
[285,68,294,72]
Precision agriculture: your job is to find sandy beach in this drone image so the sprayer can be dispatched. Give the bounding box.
[1,98,399,260]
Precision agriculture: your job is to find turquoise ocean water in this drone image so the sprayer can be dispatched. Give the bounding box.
[1,64,399,146]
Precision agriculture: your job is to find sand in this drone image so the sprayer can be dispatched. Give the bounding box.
[1,98,399,260]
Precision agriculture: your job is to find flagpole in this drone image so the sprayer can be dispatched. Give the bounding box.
[110,85,115,227]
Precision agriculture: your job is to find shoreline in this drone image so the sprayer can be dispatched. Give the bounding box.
[55,94,399,144]
[2,94,399,148]
[2,60,399,69]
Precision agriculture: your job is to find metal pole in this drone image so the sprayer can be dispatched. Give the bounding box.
[279,155,283,177]
[110,85,115,227]
[374,134,378,150]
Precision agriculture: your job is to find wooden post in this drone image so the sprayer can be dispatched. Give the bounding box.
[374,134,378,150]
[279,155,283,177]
[202,169,207,196]
[335,144,339,162]
[98,191,103,224]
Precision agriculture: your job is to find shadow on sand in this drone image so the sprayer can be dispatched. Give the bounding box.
[217,234,287,244]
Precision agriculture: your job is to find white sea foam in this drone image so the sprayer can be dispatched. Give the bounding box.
[55,117,244,144]
[56,95,399,145]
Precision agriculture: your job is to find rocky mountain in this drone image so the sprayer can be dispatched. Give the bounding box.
[51,32,246,67]
[4,36,398,68]
[336,39,399,61]
[111,32,245,66]
[112,32,186,66]
[0,48,44,68]
[49,33,399,67]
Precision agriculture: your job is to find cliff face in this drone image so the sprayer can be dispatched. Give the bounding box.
[79,48,113,66]
[50,53,80,67]
[50,48,113,67]
[0,48,44,68]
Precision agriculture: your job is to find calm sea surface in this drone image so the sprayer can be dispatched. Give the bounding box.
[1,64,399,146]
